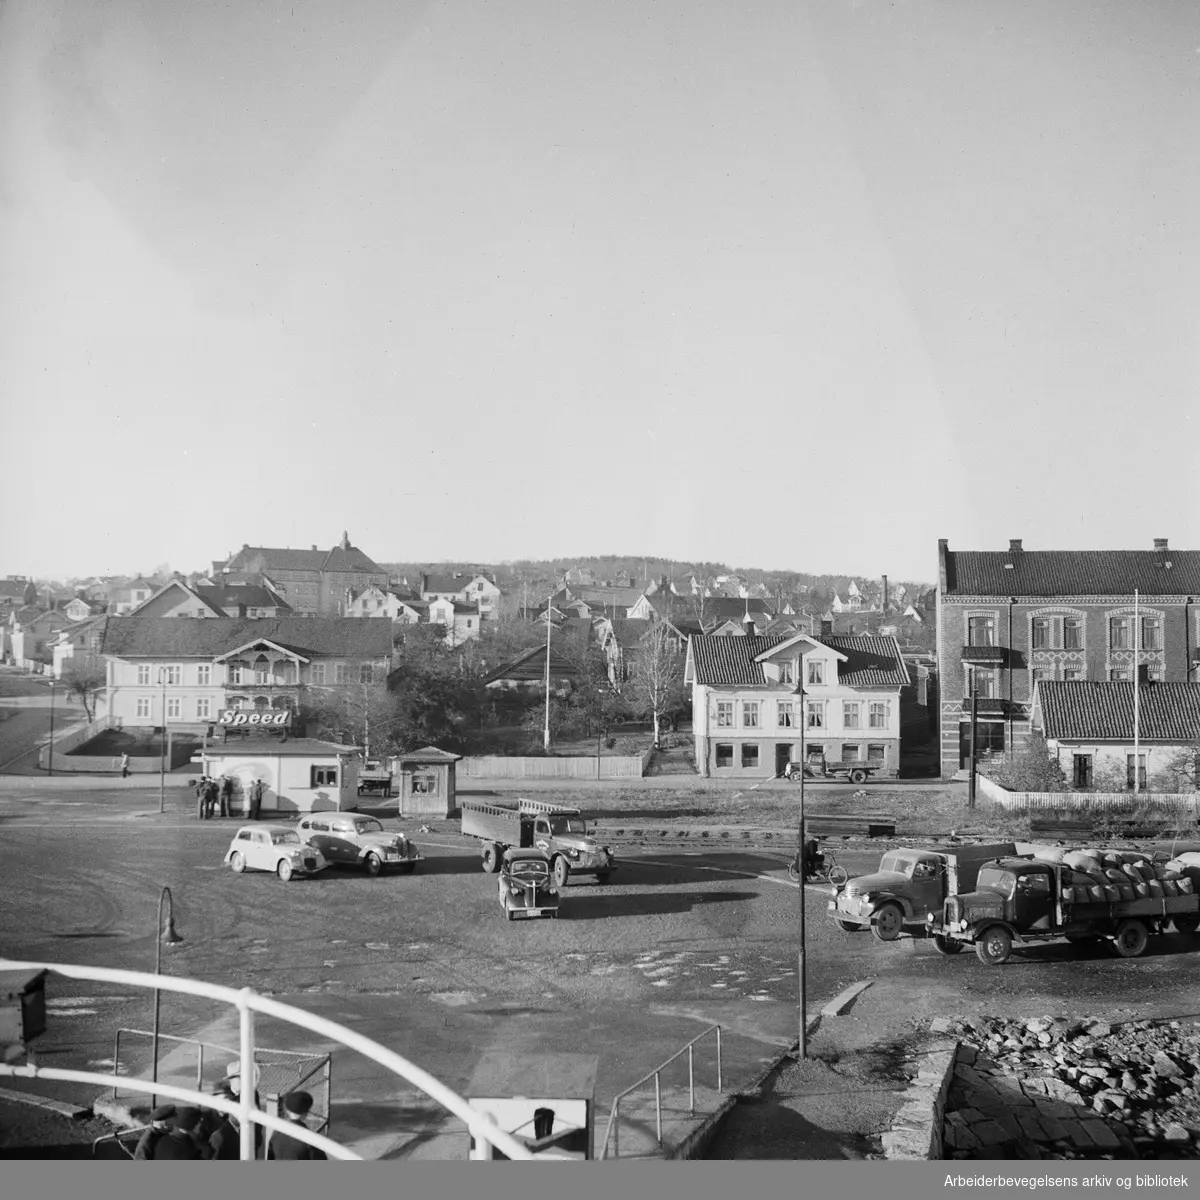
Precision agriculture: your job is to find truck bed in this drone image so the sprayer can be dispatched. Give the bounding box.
[1062,892,1200,922]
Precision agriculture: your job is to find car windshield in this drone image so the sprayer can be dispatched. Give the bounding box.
[271,832,301,846]
[549,817,586,835]
[353,819,384,834]
[511,862,549,880]
[976,867,1015,899]
[879,853,917,878]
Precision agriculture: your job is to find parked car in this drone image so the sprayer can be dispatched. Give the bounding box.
[294,813,421,875]
[497,849,560,921]
[224,825,327,881]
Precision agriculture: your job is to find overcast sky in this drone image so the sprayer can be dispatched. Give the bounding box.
[2,0,1196,584]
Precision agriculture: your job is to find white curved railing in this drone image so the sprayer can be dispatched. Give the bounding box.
[0,959,533,1161]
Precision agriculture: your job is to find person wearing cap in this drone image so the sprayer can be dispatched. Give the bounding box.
[267,1091,326,1160]
[152,1106,213,1159]
[132,1104,175,1160]
[207,1081,247,1160]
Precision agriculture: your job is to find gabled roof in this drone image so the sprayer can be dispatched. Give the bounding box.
[223,543,385,575]
[689,634,908,687]
[130,579,226,617]
[940,542,1200,596]
[1037,681,1200,742]
[99,618,394,660]
[422,572,472,594]
[603,618,653,650]
[481,645,583,686]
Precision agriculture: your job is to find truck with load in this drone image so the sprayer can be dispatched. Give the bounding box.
[461,798,616,888]
[925,849,1200,965]
[356,759,393,798]
[828,842,1019,942]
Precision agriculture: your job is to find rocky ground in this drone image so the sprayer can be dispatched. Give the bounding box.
[940,1014,1200,1160]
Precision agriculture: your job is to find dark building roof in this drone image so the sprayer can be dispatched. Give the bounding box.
[223,542,385,576]
[689,634,908,688]
[605,618,653,649]
[481,645,583,686]
[195,584,292,611]
[99,618,394,660]
[1037,681,1200,742]
[939,540,1200,596]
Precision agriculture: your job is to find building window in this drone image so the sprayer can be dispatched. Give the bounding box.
[359,663,374,685]
[136,697,150,718]
[867,744,886,763]
[411,771,438,795]
[196,665,211,686]
[1110,669,1132,682]
[715,744,733,769]
[1126,754,1146,790]
[163,665,182,685]
[742,701,760,728]
[254,655,270,685]
[1031,618,1051,649]
[842,702,861,729]
[716,701,733,728]
[841,744,860,762]
[311,766,338,787]
[868,702,888,729]
[967,615,996,646]
[335,662,347,684]
[806,660,825,685]
[196,698,211,719]
[1110,616,1132,649]
[805,701,824,729]
[1031,667,1052,686]
[741,743,759,769]
[1147,667,1164,682]
[776,701,794,727]
[137,665,151,686]
[228,662,243,684]
[1141,616,1162,650]
[1073,754,1092,788]
[311,663,326,685]
[777,661,794,685]
[967,668,998,699]
[1062,668,1083,682]
[1063,618,1083,649]
[166,697,181,719]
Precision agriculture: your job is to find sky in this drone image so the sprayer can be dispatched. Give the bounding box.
[2,0,1197,585]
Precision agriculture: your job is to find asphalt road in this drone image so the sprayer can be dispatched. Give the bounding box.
[4,787,1200,1158]
[0,673,84,774]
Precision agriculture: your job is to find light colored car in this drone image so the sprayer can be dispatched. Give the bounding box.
[224,825,327,881]
[294,813,421,876]
[497,849,560,921]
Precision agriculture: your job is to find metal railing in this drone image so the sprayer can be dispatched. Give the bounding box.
[598,1024,722,1159]
[0,959,533,1161]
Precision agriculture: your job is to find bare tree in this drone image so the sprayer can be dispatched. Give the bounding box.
[61,655,106,721]
[628,620,687,745]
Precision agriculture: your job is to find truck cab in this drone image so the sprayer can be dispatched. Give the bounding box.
[531,813,616,888]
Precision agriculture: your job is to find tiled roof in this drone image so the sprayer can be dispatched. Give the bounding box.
[606,618,652,649]
[224,545,385,575]
[99,618,394,659]
[942,547,1200,596]
[572,587,646,611]
[690,634,908,688]
[481,646,583,685]
[422,572,470,594]
[1038,681,1200,742]
[197,585,292,610]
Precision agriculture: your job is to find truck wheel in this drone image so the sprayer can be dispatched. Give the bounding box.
[1112,919,1148,957]
[553,856,570,889]
[933,935,963,956]
[849,768,868,785]
[871,904,904,942]
[974,925,1012,966]
[837,920,863,933]
[365,852,383,877]
[1172,914,1200,936]
[482,844,501,873]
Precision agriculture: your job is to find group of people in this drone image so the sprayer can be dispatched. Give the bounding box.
[195,775,265,821]
[132,1087,326,1161]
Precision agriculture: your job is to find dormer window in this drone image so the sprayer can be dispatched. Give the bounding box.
[806,660,825,686]
[779,661,795,685]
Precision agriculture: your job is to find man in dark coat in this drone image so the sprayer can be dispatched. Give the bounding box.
[132,1104,175,1160]
[151,1106,212,1159]
[249,778,264,821]
[196,777,208,820]
[267,1091,326,1160]
[220,775,234,818]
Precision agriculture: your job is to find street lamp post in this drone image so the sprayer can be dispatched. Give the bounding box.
[150,886,184,1108]
[47,680,56,777]
[158,669,168,815]
[793,678,808,1058]
[967,665,978,810]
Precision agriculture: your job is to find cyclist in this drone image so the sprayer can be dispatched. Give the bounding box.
[803,838,825,880]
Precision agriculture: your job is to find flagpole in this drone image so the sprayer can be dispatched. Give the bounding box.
[544,593,552,752]
[1133,588,1140,797]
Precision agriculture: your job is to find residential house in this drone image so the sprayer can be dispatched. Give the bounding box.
[9,606,72,670]
[346,585,426,625]
[1032,680,1200,792]
[428,597,485,644]
[420,572,502,620]
[129,579,292,619]
[60,596,107,623]
[215,533,388,616]
[596,618,653,685]
[51,616,108,678]
[936,537,1200,779]
[0,577,38,618]
[567,586,647,619]
[629,592,773,631]
[110,577,156,615]
[481,645,584,696]
[686,632,910,779]
[97,617,396,729]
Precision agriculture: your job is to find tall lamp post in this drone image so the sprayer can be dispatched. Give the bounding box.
[793,677,808,1058]
[47,680,56,777]
[967,664,978,810]
[150,886,184,1107]
[158,668,168,815]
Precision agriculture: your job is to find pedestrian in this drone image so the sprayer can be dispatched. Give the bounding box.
[132,1104,175,1160]
[151,1106,212,1159]
[220,775,233,819]
[249,778,264,821]
[206,1081,245,1160]
[196,776,208,821]
[120,753,130,779]
[267,1091,326,1160]
[205,777,219,820]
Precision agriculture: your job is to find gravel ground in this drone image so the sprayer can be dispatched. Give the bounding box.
[0,1098,125,1160]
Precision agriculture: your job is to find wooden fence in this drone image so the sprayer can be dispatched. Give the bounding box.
[459,750,651,780]
[977,774,1198,814]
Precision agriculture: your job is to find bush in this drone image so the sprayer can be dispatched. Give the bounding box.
[979,731,1068,792]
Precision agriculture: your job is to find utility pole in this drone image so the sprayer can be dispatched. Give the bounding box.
[968,666,978,810]
[543,594,552,753]
[793,677,808,1058]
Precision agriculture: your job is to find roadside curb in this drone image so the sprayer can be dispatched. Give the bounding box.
[0,1085,93,1121]
[880,1035,958,1160]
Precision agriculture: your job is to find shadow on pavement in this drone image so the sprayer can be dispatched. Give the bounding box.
[562,890,758,920]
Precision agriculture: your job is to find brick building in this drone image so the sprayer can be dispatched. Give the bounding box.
[936,538,1200,778]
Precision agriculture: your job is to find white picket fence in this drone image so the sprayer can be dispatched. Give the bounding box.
[459,751,651,780]
[977,774,1199,813]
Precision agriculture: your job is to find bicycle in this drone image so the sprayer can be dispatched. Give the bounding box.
[787,841,848,886]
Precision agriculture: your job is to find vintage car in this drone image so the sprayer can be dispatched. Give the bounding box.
[294,813,421,875]
[224,825,327,881]
[497,849,561,921]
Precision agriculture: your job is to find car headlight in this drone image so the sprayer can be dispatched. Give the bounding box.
[567,848,580,859]
[927,911,936,923]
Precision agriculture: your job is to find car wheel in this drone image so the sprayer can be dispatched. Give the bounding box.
[836,920,863,933]
[553,857,570,889]
[871,904,904,942]
[230,852,245,874]
[482,844,501,873]
[277,859,294,882]
[974,925,1012,966]
[365,852,383,877]
[1112,918,1148,958]
[932,934,964,956]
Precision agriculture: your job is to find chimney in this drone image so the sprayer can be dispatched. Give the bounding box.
[1153,538,1168,552]
[881,574,889,613]
[1009,539,1023,553]
[820,619,833,636]
[742,613,756,637]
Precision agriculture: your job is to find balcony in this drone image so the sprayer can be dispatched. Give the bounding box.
[961,644,1006,665]
[226,679,300,689]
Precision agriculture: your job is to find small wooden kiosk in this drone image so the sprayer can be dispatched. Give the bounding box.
[393,745,460,818]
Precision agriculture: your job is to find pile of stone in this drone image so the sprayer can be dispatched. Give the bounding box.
[942,1014,1200,1159]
